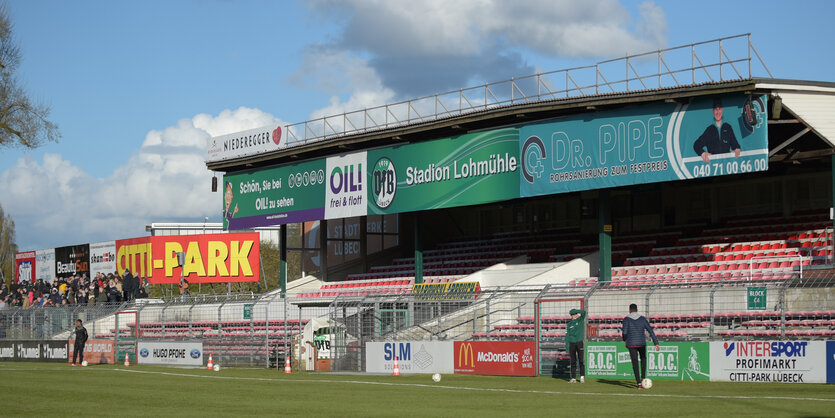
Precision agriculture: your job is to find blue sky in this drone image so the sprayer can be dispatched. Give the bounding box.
[1,0,834,251]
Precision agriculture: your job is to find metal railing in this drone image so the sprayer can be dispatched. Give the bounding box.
[323,272,833,371]
[282,34,772,148]
[4,267,828,371]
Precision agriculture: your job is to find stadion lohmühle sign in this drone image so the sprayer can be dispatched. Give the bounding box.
[115,232,260,284]
[454,341,536,377]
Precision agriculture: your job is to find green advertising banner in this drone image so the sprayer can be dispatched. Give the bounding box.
[367,128,520,214]
[586,342,710,381]
[222,159,326,229]
[520,93,768,197]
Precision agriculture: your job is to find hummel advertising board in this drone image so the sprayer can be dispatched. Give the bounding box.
[365,341,453,374]
[0,341,67,362]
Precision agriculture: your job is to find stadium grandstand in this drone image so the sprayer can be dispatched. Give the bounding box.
[4,34,834,377]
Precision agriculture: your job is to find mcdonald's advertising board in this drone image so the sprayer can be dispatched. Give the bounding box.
[115,232,260,284]
[454,341,536,376]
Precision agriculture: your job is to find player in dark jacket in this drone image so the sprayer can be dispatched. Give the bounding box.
[622,304,659,388]
[693,97,741,163]
[565,308,586,383]
[71,319,88,366]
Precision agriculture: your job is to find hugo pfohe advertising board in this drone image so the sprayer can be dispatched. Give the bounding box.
[710,341,827,383]
[137,341,203,366]
[365,341,454,374]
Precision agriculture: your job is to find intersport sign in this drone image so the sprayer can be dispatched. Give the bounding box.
[454,341,535,376]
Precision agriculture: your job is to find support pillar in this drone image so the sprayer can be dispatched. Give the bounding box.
[831,155,835,263]
[599,190,612,282]
[414,214,423,284]
[280,225,287,297]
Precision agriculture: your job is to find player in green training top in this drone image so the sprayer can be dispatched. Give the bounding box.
[565,308,586,383]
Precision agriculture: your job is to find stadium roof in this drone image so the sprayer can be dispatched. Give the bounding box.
[207,78,835,173]
[205,34,835,173]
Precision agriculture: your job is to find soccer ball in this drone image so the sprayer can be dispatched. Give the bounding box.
[213,364,220,372]
[642,378,653,389]
[432,373,441,383]
[81,361,88,367]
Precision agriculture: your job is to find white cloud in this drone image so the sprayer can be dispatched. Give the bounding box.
[0,107,283,250]
[302,0,667,98]
[292,47,395,127]
[312,0,667,58]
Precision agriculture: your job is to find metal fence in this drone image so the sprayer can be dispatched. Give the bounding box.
[325,274,834,372]
[283,33,772,147]
[2,272,831,371]
[0,291,330,369]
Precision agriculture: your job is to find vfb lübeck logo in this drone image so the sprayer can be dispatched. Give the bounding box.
[372,157,396,209]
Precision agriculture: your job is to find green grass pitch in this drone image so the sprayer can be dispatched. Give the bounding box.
[1,362,833,417]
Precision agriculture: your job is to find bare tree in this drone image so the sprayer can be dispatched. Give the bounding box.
[0,4,59,148]
[0,203,16,286]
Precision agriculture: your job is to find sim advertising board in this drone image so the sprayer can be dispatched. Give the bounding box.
[115,232,260,284]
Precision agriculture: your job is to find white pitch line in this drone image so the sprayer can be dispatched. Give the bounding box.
[111,368,835,403]
[1,365,831,403]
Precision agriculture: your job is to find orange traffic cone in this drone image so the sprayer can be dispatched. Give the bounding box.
[124,352,130,367]
[284,357,292,374]
[392,356,401,376]
[206,354,214,370]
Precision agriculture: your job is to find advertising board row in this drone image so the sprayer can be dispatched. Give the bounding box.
[0,340,69,362]
[137,341,203,366]
[222,93,769,229]
[14,233,260,284]
[366,339,834,383]
[365,341,536,376]
[585,340,835,384]
[1,340,204,367]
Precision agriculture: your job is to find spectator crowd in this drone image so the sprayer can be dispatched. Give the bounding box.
[0,269,149,310]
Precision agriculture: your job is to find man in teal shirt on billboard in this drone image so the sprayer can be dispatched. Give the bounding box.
[566,308,586,383]
[693,97,741,163]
